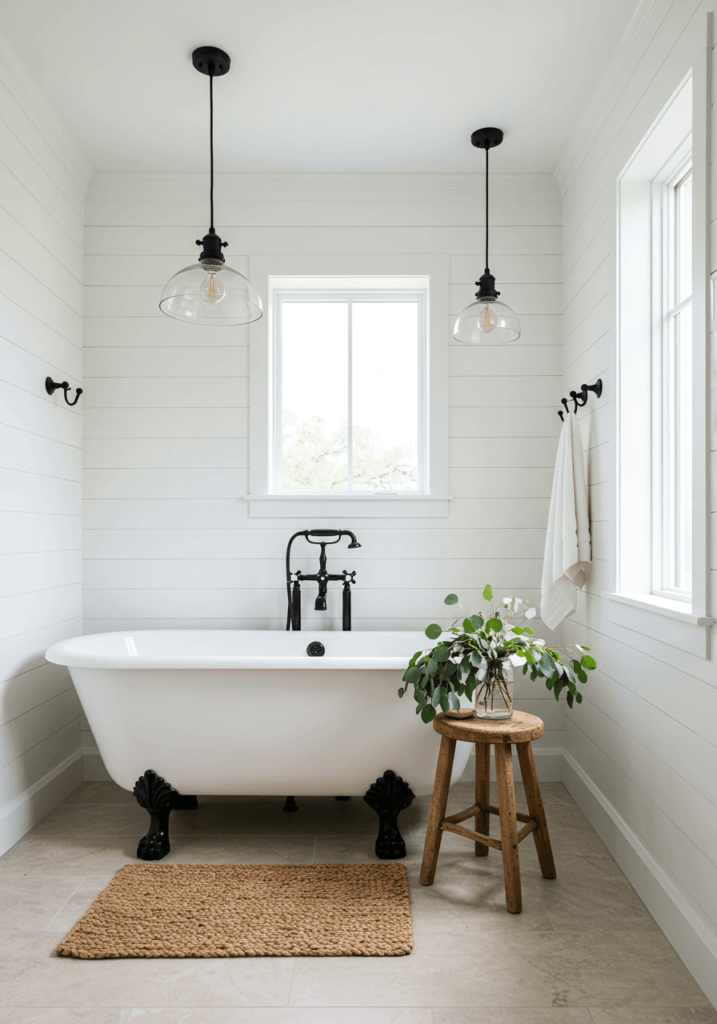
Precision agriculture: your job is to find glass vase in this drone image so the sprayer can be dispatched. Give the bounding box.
[474,658,514,720]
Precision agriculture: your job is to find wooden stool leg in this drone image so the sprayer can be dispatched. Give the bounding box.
[420,735,456,886]
[517,740,556,879]
[474,742,490,857]
[494,742,522,913]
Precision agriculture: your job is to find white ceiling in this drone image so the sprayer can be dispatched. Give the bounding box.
[0,0,641,175]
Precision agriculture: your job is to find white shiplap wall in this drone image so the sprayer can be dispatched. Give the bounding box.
[0,35,91,854]
[556,0,717,1006]
[82,171,564,778]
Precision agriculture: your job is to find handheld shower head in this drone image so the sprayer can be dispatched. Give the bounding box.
[343,531,361,549]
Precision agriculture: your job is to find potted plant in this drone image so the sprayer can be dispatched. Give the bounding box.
[399,586,596,721]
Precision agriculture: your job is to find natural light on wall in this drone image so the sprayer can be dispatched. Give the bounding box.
[271,279,426,494]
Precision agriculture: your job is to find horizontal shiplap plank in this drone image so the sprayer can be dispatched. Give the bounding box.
[0,550,81,599]
[0,206,82,314]
[449,376,564,408]
[0,468,81,515]
[84,346,250,379]
[450,406,562,437]
[84,224,564,257]
[81,524,550,560]
[0,719,80,809]
[0,661,74,728]
[0,584,82,642]
[82,496,552,532]
[449,467,554,499]
[0,380,82,449]
[0,511,81,555]
[82,468,248,500]
[449,345,562,378]
[83,551,549,591]
[0,687,80,770]
[82,378,249,409]
[83,407,249,440]
[83,438,249,470]
[85,197,562,229]
[449,436,558,468]
[0,423,81,481]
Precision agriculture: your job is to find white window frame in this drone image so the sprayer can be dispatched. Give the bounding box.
[271,285,428,496]
[246,255,450,519]
[609,64,713,658]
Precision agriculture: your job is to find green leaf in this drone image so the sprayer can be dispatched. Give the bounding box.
[398,687,405,698]
[470,613,484,628]
[581,654,597,670]
[566,690,574,709]
[443,660,457,677]
[421,705,437,723]
[462,618,476,633]
[432,687,443,707]
[449,691,461,712]
[511,626,525,635]
[425,623,442,640]
[470,650,483,668]
[439,692,450,714]
[483,584,493,601]
[426,659,439,677]
[576,691,583,703]
[444,593,459,605]
[539,655,555,677]
[404,666,422,684]
[486,617,503,632]
[433,645,450,663]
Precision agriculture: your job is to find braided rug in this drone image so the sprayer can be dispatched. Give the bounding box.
[56,863,413,959]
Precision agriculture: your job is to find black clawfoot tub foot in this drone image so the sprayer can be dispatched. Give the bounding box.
[133,770,194,861]
[363,770,415,860]
[283,795,299,813]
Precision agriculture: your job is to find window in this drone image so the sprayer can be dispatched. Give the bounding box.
[271,279,427,494]
[656,166,692,600]
[613,68,712,653]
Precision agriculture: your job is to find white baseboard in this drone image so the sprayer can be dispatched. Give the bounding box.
[83,747,112,782]
[0,752,84,858]
[459,746,564,784]
[563,751,717,1010]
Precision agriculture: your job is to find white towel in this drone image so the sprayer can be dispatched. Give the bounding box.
[540,413,591,630]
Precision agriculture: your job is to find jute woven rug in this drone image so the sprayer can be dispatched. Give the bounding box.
[56,863,413,959]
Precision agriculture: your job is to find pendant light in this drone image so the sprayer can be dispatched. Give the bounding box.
[159,47,263,326]
[454,128,520,345]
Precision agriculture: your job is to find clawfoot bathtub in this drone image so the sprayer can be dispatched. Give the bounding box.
[46,630,470,861]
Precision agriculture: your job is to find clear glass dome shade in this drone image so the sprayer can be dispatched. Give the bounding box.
[159,259,263,326]
[453,298,521,345]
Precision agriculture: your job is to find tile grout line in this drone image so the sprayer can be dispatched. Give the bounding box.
[42,874,88,931]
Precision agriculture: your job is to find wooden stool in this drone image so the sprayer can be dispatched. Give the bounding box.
[420,711,556,913]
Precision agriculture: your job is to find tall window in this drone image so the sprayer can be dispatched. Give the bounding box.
[272,282,426,493]
[657,167,692,600]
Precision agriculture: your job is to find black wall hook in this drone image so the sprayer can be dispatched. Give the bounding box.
[558,379,602,421]
[45,377,82,407]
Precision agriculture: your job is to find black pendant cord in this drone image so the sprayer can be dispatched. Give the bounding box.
[485,144,489,270]
[209,71,215,232]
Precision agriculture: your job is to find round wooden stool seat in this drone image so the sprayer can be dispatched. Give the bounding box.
[420,709,555,914]
[433,710,544,745]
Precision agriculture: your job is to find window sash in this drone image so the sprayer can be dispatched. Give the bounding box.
[653,165,692,601]
[272,289,427,495]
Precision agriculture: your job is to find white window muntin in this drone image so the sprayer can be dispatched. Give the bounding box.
[271,287,427,495]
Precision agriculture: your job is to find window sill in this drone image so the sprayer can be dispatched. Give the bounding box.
[245,494,452,519]
[602,592,713,658]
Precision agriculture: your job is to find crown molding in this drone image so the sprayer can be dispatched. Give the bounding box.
[0,29,93,194]
[554,0,673,197]
[87,170,561,204]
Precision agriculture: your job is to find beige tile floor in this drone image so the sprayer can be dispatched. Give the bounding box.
[0,779,714,1024]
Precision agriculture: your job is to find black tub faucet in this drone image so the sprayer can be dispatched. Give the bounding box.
[285,530,361,631]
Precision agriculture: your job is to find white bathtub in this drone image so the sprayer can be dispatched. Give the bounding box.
[46,630,471,798]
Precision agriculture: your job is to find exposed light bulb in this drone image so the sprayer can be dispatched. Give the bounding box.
[200,271,225,304]
[469,302,498,341]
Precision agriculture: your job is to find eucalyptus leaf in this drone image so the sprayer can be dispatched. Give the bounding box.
[421,705,437,723]
[444,593,459,605]
[483,584,493,601]
[581,654,597,670]
[425,623,442,640]
[434,646,450,663]
[486,617,503,632]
